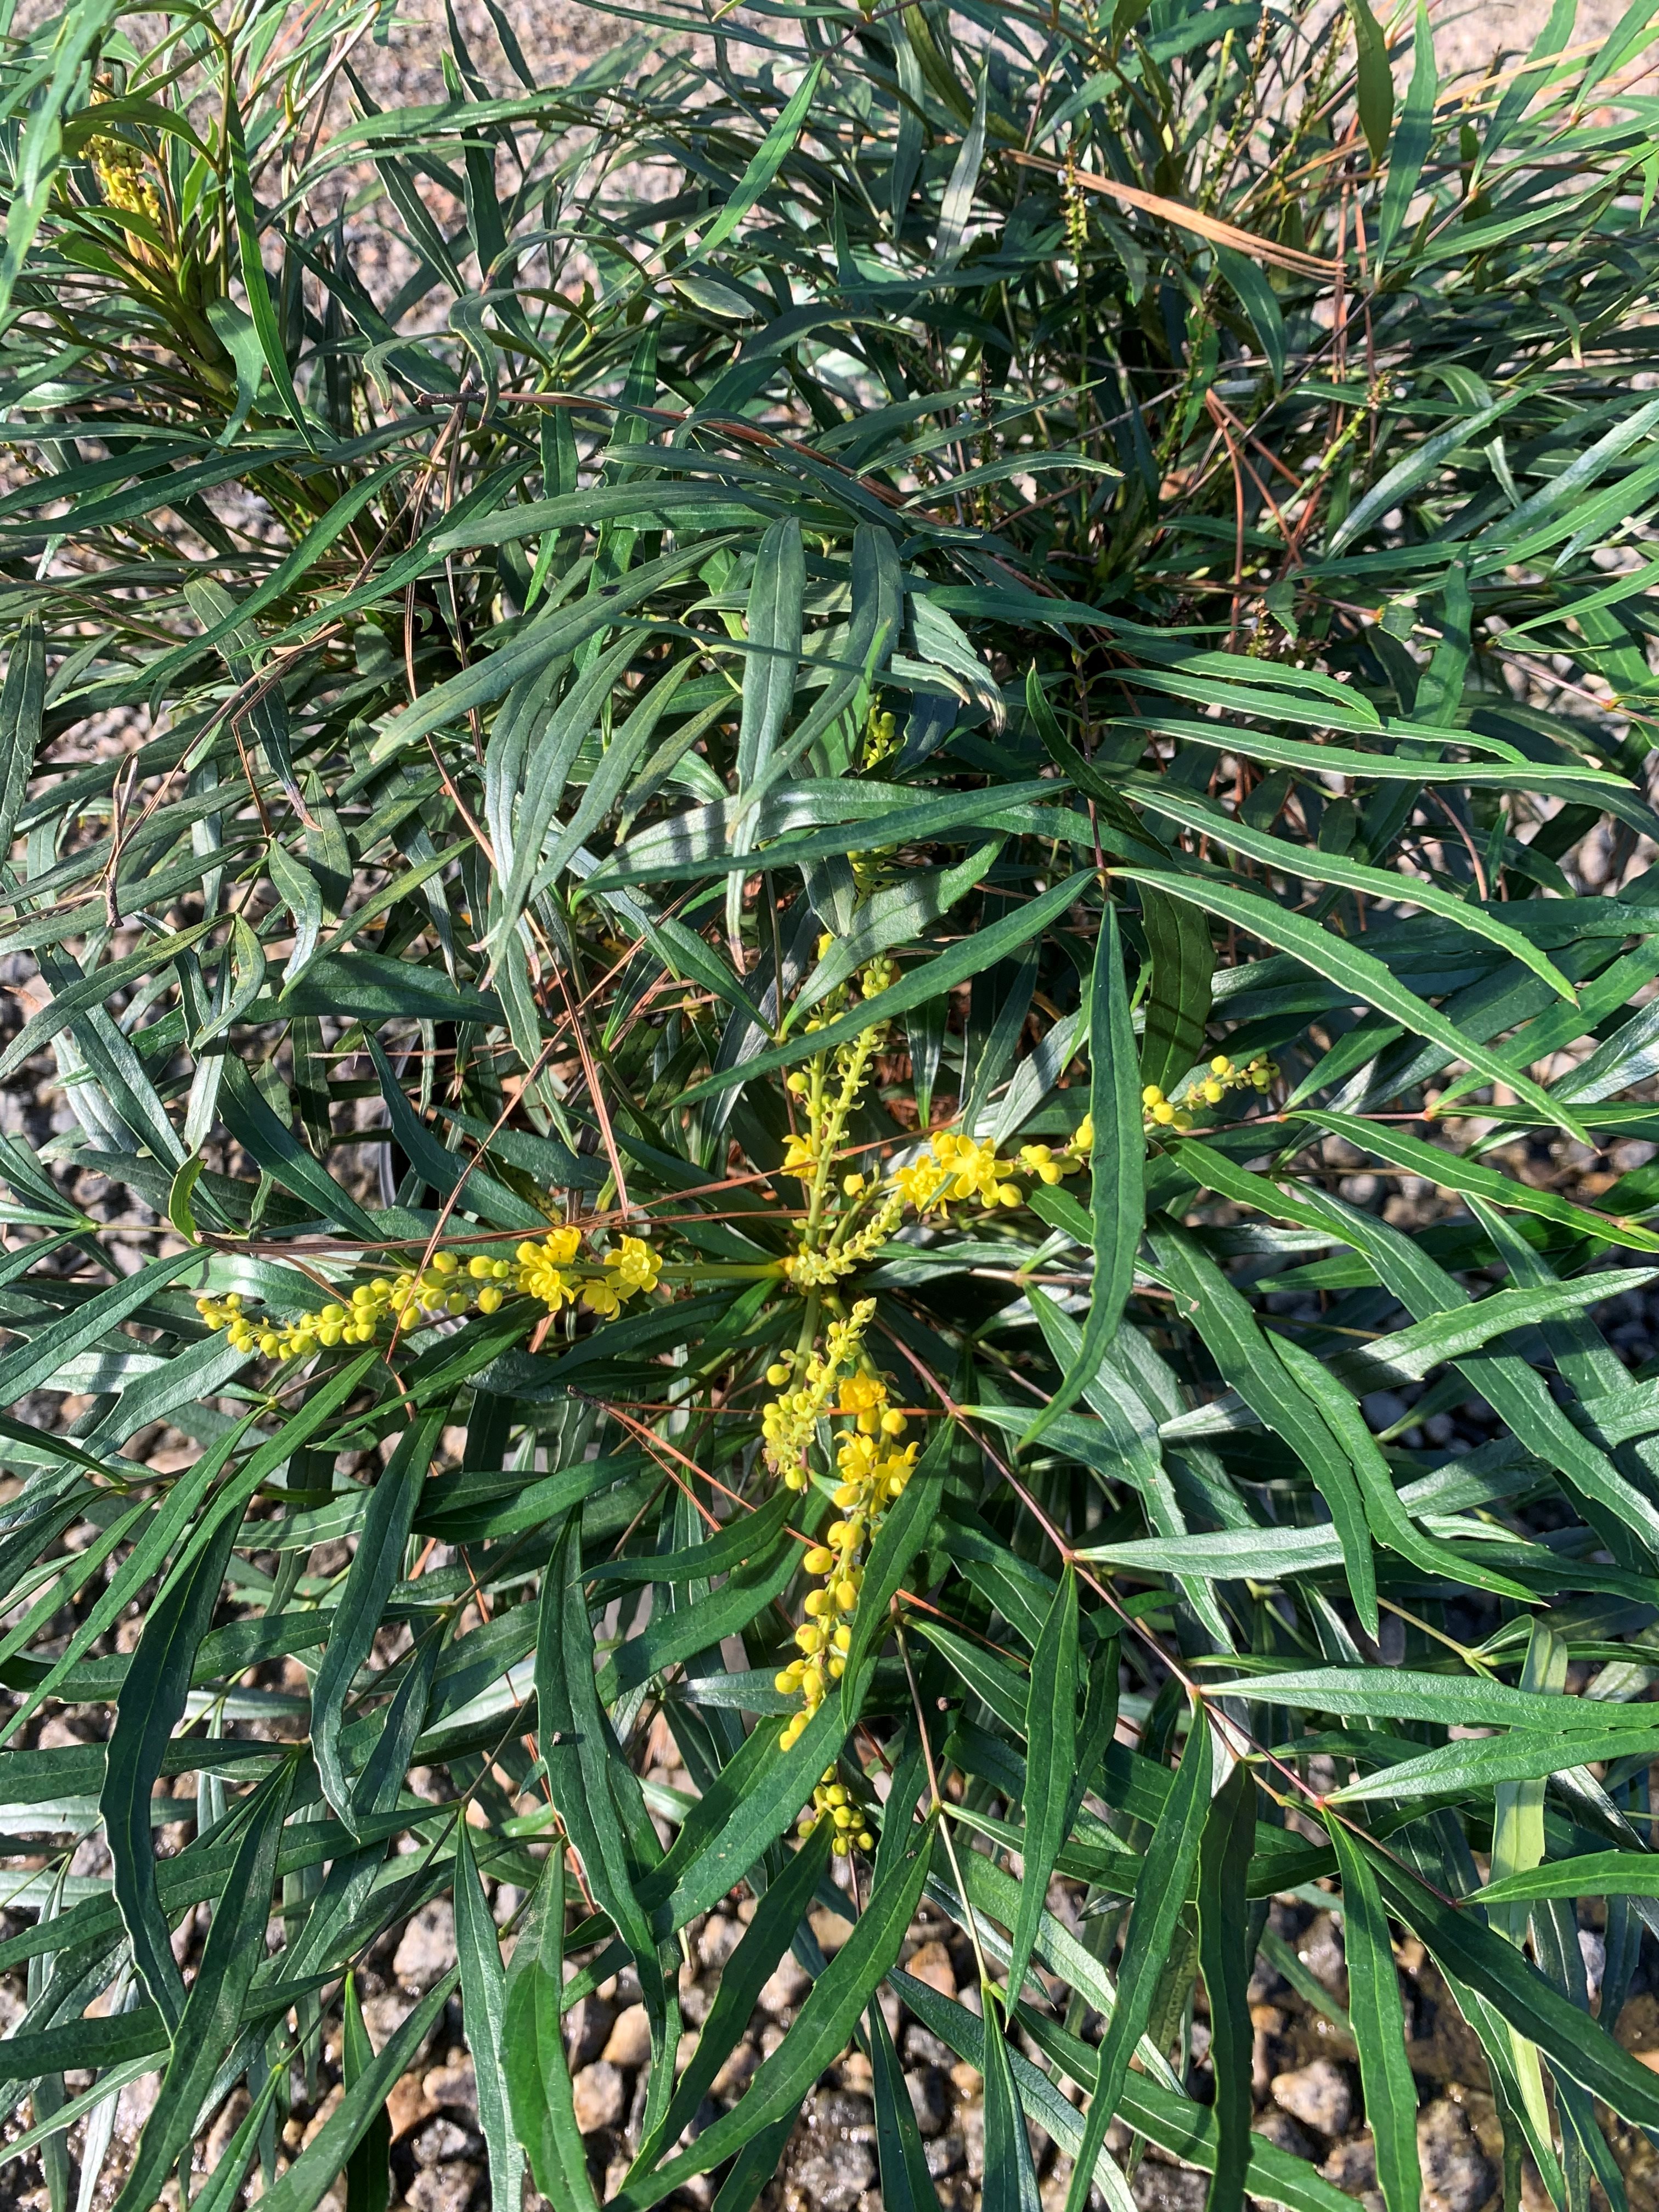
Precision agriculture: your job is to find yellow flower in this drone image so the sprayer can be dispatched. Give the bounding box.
[605,1235,660,1296]
[781,1133,818,1177]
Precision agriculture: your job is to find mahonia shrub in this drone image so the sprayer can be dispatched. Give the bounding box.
[1,0,1658,2208]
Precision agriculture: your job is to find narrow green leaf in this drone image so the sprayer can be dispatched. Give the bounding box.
[100,1488,246,2028]
[635,1821,832,2174]
[0,616,44,860]
[690,60,823,261]
[1025,905,1141,1448]
[1130,788,1578,1005]
[112,1760,296,2212]
[223,88,313,445]
[1153,1228,1377,1633]
[1349,0,1395,160]
[255,1972,460,2212]
[1378,5,1437,261]
[983,1989,1042,2212]
[504,1847,601,2212]
[455,1819,524,2212]
[1007,1567,1077,1999]
[535,1516,667,2034]
[1062,1713,1214,2212]
[736,518,805,792]
[1329,1728,1659,1806]
[1325,1818,1422,2212]
[344,1972,391,2212]
[617,1820,935,2212]
[1139,883,1212,1098]
[870,1989,939,2212]
[1366,1846,1659,2129]
[313,1408,446,1829]
[1305,1109,1659,1254]
[1197,1761,1256,2212]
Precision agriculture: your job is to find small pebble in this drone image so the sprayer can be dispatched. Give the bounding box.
[571,2059,627,2135]
[1272,2059,1354,2136]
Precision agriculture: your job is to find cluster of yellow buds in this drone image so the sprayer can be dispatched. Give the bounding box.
[89,132,162,229]
[513,1228,660,1319]
[1143,1054,1273,1133]
[777,956,899,1269]
[784,1171,906,1287]
[761,1299,876,1488]
[775,1351,916,1753]
[196,1229,663,1365]
[891,1113,1092,1216]
[860,701,901,771]
[196,1250,516,1360]
[799,1770,874,1857]
[1018,1113,1093,1185]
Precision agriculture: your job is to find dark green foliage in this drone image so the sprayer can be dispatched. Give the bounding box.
[1,0,1658,2205]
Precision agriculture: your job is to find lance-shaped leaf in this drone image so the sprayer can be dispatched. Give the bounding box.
[455,1819,523,2212]
[313,1408,446,1829]
[1062,1712,1214,2212]
[112,1759,296,2212]
[99,1486,247,2028]
[1025,905,1142,1448]
[617,1821,936,2212]
[504,1846,600,2212]
[1007,1566,1077,2000]
[1197,1760,1256,2212]
[1325,1817,1421,2212]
